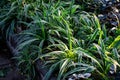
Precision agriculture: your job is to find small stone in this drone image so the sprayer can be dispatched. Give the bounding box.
[68,78,74,80]
[103,4,106,7]
[114,8,119,13]
[106,0,109,2]
[83,73,91,78]
[78,74,84,78]
[108,2,112,5]
[78,73,91,79]
[98,14,104,17]
[111,21,118,26]
[110,70,114,74]
[72,73,78,79]
[109,64,117,74]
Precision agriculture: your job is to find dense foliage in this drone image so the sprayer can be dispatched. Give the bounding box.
[0,0,120,80]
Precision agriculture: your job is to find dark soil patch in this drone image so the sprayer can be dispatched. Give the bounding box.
[0,41,25,80]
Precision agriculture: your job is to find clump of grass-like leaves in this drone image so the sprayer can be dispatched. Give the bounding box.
[0,0,120,80]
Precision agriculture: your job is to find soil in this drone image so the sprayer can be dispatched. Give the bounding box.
[0,41,25,80]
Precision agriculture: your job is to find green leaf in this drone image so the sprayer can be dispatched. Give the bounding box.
[57,59,70,80]
[43,61,61,80]
[108,35,120,49]
[17,38,39,50]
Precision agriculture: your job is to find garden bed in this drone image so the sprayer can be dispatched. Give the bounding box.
[0,0,120,80]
